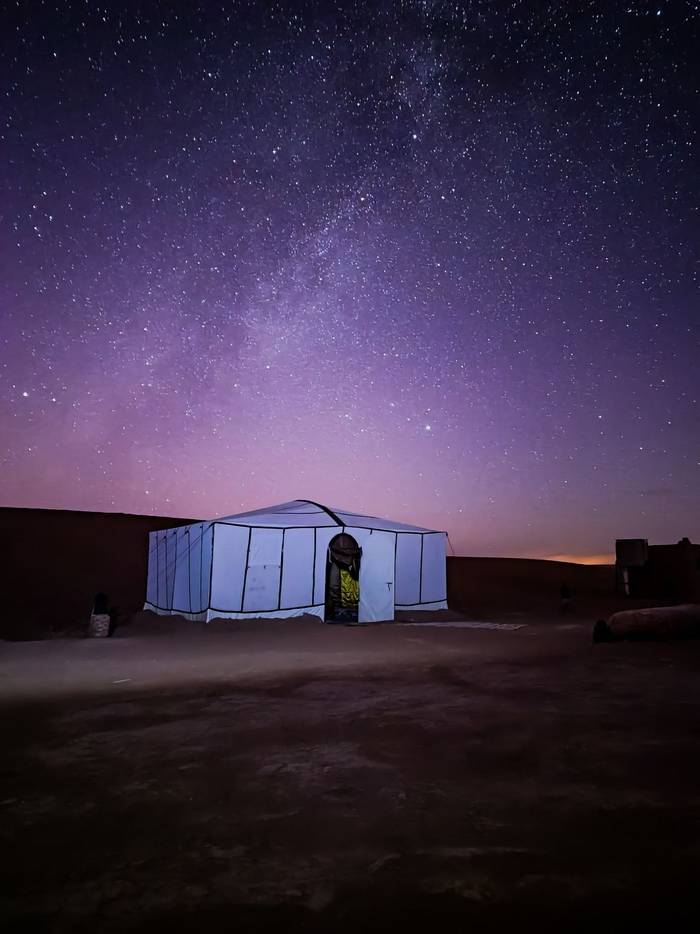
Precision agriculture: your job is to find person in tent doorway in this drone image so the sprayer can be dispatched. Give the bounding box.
[328,534,361,624]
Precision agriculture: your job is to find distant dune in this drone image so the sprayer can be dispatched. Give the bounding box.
[542,553,615,566]
[446,554,626,622]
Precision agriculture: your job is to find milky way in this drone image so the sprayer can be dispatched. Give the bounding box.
[1,1,698,558]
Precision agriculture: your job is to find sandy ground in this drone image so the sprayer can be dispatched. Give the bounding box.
[0,611,569,702]
[2,612,700,931]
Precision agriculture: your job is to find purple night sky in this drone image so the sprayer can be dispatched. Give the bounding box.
[1,2,698,560]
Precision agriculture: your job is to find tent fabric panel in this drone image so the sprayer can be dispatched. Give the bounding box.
[214,500,440,534]
[396,599,448,611]
[210,522,249,611]
[280,527,314,610]
[200,522,214,611]
[217,500,337,528]
[217,513,336,529]
[156,531,168,609]
[223,502,295,520]
[156,531,168,606]
[187,523,204,614]
[164,529,178,610]
[333,507,435,533]
[205,604,324,622]
[145,602,329,622]
[348,527,395,623]
[394,532,422,606]
[242,527,284,612]
[219,500,321,520]
[146,531,158,606]
[144,603,207,622]
[173,527,192,612]
[420,532,447,603]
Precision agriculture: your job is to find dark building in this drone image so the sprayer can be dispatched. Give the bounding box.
[616,537,700,603]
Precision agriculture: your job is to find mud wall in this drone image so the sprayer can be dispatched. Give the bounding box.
[0,508,194,639]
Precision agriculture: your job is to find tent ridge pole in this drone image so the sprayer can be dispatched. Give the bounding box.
[296,499,343,526]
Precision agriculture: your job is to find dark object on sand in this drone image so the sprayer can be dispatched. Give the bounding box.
[593,619,615,642]
[89,592,111,637]
[593,604,700,643]
[559,582,574,615]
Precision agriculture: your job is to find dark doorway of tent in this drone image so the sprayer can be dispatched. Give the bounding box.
[325,533,362,624]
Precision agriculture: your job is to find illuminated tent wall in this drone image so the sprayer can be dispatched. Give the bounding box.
[144,499,447,623]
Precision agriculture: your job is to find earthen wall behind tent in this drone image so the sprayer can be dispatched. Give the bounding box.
[0,507,194,639]
[1,506,618,639]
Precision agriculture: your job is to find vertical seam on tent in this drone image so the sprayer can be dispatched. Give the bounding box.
[241,527,253,612]
[199,523,204,613]
[173,531,179,609]
[155,533,160,607]
[278,529,285,610]
[442,533,448,602]
[170,531,178,609]
[168,529,177,607]
[207,523,216,615]
[312,528,317,605]
[164,531,169,609]
[393,532,398,608]
[165,532,169,608]
[187,529,192,613]
[166,532,170,608]
[419,534,424,604]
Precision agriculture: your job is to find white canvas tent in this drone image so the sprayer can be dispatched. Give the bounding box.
[144,499,447,623]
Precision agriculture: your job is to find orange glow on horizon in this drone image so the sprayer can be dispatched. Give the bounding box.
[541,553,615,566]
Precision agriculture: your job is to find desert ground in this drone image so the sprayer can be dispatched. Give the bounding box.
[3,609,700,932]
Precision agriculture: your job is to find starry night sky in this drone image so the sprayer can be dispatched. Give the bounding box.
[2,1,698,559]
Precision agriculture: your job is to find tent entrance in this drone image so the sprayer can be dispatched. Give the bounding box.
[325,533,361,624]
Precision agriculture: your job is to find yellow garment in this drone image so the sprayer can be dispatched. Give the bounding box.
[339,568,359,607]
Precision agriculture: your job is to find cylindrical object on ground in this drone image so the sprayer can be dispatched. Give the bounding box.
[596,604,700,641]
[89,613,110,637]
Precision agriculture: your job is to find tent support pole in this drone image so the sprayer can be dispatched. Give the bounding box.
[296,499,343,526]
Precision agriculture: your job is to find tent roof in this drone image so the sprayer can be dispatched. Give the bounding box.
[215,499,441,533]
